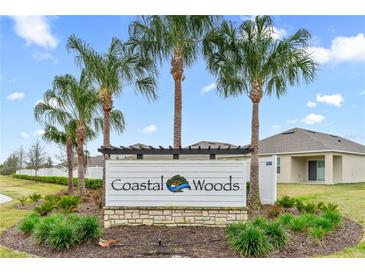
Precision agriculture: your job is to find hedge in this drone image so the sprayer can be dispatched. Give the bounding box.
[12,174,102,189]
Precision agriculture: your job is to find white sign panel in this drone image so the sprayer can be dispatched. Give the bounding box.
[105,160,247,207]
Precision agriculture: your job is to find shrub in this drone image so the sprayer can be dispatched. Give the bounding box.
[251,216,268,228]
[11,174,102,189]
[322,210,342,226]
[267,205,283,218]
[76,216,101,242]
[276,195,296,208]
[47,219,78,251]
[58,195,80,214]
[44,194,61,208]
[34,201,55,216]
[226,223,271,257]
[17,196,29,206]
[263,221,288,248]
[28,192,42,203]
[313,216,334,232]
[33,214,64,244]
[18,213,40,234]
[322,203,339,213]
[278,213,294,226]
[303,202,317,214]
[310,227,326,240]
[294,199,304,213]
[289,215,312,232]
[316,201,325,210]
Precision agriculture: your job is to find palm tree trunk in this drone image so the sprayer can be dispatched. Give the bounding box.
[171,55,183,148]
[76,124,86,193]
[248,97,261,209]
[103,110,111,147]
[66,137,74,194]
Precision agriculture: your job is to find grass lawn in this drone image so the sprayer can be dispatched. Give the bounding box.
[278,183,365,258]
[0,175,65,258]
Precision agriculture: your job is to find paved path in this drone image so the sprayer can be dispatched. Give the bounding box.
[0,194,12,204]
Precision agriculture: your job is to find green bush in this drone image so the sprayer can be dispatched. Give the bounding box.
[251,216,268,228]
[322,203,339,213]
[17,196,29,206]
[18,213,40,234]
[295,199,305,213]
[303,202,317,214]
[47,219,78,251]
[44,194,61,208]
[28,192,42,203]
[278,213,295,225]
[34,201,55,216]
[310,227,326,240]
[226,223,272,257]
[11,174,102,189]
[276,195,296,208]
[58,195,80,214]
[263,221,288,248]
[322,210,342,226]
[313,216,334,231]
[33,214,64,244]
[289,215,311,232]
[76,215,101,242]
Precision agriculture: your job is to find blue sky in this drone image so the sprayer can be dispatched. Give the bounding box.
[1,16,365,162]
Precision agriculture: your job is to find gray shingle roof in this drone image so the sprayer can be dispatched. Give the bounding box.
[258,128,365,155]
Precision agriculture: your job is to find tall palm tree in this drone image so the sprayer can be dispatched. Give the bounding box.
[35,71,125,192]
[128,16,220,147]
[67,36,157,149]
[203,16,317,209]
[41,123,76,193]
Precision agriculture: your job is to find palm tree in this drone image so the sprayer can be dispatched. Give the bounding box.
[35,71,125,192]
[41,123,76,193]
[67,36,157,148]
[128,16,220,147]
[203,16,317,209]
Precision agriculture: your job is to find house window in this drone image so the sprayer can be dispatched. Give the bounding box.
[277,157,281,174]
[308,160,325,181]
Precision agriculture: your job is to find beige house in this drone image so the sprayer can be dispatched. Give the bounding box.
[256,128,365,184]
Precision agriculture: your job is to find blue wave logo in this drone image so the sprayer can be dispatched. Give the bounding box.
[166,175,191,193]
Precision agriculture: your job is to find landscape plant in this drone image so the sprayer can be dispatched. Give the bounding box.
[28,192,42,203]
[203,16,317,208]
[275,195,297,208]
[58,195,81,214]
[18,213,40,234]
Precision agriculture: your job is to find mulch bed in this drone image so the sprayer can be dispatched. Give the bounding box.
[0,217,363,258]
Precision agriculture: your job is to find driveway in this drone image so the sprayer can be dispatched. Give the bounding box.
[0,194,12,204]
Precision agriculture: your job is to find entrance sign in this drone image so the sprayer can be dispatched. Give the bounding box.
[105,160,247,207]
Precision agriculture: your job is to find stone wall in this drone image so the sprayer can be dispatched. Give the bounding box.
[103,207,247,228]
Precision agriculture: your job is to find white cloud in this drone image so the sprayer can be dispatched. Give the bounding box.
[272,124,281,129]
[200,82,216,95]
[360,90,365,96]
[309,33,365,64]
[10,16,58,49]
[301,113,325,125]
[6,92,25,101]
[287,119,298,124]
[272,26,287,39]
[32,51,58,63]
[20,132,30,139]
[316,93,344,107]
[141,124,158,134]
[307,101,317,108]
[34,129,45,136]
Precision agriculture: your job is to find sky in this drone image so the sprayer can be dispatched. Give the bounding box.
[1,15,365,162]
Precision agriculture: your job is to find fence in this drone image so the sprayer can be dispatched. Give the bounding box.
[16,167,103,179]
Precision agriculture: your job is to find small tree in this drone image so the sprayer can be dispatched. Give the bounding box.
[0,152,19,175]
[17,145,25,174]
[26,140,46,182]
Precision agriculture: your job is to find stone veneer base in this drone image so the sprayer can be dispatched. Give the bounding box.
[103,207,248,228]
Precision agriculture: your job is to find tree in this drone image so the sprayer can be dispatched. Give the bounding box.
[0,152,19,175]
[35,71,124,193]
[67,35,155,201]
[26,140,46,182]
[203,16,317,208]
[43,157,53,168]
[17,145,25,174]
[129,16,219,147]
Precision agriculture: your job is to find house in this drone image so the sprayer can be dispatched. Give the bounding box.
[252,128,365,184]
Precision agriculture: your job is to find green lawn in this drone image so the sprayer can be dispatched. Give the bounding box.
[278,183,365,257]
[0,175,65,258]
[0,176,364,257]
